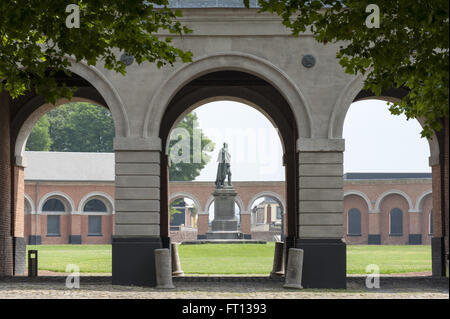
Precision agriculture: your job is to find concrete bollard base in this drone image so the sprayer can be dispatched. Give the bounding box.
[283,248,304,289]
[171,243,185,277]
[155,248,175,289]
[270,241,285,278]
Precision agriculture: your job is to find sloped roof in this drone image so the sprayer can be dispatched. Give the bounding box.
[24,151,114,182]
[344,172,432,180]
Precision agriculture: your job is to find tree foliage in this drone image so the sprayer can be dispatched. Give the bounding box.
[0,0,192,103]
[168,112,215,181]
[26,102,115,152]
[25,114,52,151]
[246,0,449,137]
[26,104,214,181]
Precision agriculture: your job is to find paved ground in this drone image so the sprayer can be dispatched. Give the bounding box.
[0,274,448,299]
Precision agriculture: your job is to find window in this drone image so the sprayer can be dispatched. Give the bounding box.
[83,199,107,212]
[390,208,403,236]
[47,215,60,236]
[348,208,362,236]
[276,206,282,219]
[43,198,65,212]
[429,210,434,235]
[88,215,102,236]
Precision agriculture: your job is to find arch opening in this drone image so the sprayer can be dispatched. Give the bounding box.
[159,70,299,244]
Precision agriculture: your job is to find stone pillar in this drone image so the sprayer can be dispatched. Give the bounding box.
[296,138,346,289]
[112,137,163,286]
[206,187,242,239]
[240,211,252,239]
[0,91,13,276]
[196,212,209,239]
[12,159,26,275]
[430,117,449,277]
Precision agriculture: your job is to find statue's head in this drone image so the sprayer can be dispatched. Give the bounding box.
[223,142,228,149]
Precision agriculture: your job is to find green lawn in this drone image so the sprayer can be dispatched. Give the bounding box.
[26,244,432,275]
[27,245,112,273]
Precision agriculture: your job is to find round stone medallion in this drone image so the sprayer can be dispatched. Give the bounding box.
[301,54,316,68]
[120,53,134,66]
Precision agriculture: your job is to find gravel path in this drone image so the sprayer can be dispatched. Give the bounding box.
[0,275,447,299]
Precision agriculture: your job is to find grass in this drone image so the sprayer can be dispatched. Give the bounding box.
[27,245,112,273]
[346,245,431,274]
[26,244,432,275]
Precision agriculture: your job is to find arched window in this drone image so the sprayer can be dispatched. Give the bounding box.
[348,208,362,236]
[83,199,107,212]
[390,208,403,236]
[429,209,433,235]
[43,198,66,237]
[43,198,66,212]
[83,199,107,236]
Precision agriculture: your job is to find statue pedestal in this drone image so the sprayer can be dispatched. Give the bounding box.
[206,186,242,240]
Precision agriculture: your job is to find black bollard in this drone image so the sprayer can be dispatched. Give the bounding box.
[28,250,38,277]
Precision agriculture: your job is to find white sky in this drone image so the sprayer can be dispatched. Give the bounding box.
[184,99,430,182]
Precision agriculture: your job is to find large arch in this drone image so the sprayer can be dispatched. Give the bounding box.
[11,58,129,165]
[157,68,300,242]
[23,193,35,215]
[169,192,202,215]
[374,190,414,214]
[78,192,115,215]
[414,189,433,213]
[203,195,245,215]
[247,191,286,214]
[328,76,440,162]
[344,190,373,213]
[332,79,447,275]
[144,52,312,139]
[37,191,76,215]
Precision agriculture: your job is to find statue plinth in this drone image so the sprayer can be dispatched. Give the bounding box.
[206,186,243,240]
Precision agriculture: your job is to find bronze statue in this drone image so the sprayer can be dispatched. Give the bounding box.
[215,142,232,188]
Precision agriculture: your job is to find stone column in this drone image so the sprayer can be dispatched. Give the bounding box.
[12,158,26,274]
[0,91,13,276]
[112,137,163,286]
[296,138,346,289]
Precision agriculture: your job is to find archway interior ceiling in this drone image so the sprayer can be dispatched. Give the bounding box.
[160,71,297,152]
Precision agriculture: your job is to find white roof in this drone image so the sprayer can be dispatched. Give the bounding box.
[24,151,114,182]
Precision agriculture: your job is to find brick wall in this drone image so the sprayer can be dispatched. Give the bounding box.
[17,179,436,245]
[0,91,13,275]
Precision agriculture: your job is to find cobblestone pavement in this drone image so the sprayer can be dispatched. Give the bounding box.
[0,275,448,299]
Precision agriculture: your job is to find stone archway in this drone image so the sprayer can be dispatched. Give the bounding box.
[157,70,300,247]
[329,76,448,276]
[4,59,128,276]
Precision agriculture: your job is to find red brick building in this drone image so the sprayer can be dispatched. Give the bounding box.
[22,152,433,245]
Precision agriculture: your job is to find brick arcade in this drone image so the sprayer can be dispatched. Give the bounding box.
[1,1,448,288]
